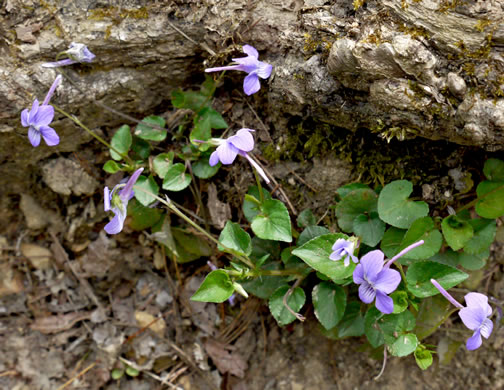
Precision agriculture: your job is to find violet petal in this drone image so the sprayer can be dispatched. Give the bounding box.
[243,73,260,95]
[39,126,60,146]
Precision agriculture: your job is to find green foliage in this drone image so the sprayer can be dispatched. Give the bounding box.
[297,208,317,228]
[128,199,162,230]
[380,227,406,258]
[110,124,132,161]
[312,282,347,330]
[353,212,386,247]
[482,158,504,181]
[131,136,150,159]
[191,270,235,303]
[251,199,292,242]
[192,155,220,179]
[169,227,212,263]
[125,366,139,377]
[336,188,378,232]
[406,262,468,297]
[297,226,330,246]
[269,285,306,326]
[336,183,370,199]
[153,152,174,178]
[333,302,365,338]
[378,180,429,229]
[475,181,504,218]
[463,219,496,254]
[293,233,355,281]
[135,115,167,141]
[414,295,451,340]
[415,346,434,370]
[475,159,504,218]
[441,215,474,251]
[111,368,124,380]
[191,107,227,147]
[390,334,418,357]
[243,186,272,222]
[240,262,289,299]
[162,163,191,191]
[134,175,159,206]
[397,217,442,262]
[103,160,122,173]
[391,290,409,314]
[218,221,252,256]
[99,75,503,371]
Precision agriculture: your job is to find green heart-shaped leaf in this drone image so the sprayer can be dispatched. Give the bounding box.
[251,199,292,242]
[378,180,429,229]
[312,282,347,330]
[268,285,306,326]
[191,270,234,303]
[406,261,468,298]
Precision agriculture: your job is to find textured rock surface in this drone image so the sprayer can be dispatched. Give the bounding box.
[2,0,504,195]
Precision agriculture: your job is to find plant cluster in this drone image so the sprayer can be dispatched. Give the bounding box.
[22,42,504,375]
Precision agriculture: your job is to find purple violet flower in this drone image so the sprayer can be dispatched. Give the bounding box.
[329,238,358,267]
[20,75,62,147]
[104,168,143,235]
[352,240,424,314]
[353,250,401,314]
[431,279,493,350]
[209,128,270,183]
[205,44,273,95]
[42,42,95,68]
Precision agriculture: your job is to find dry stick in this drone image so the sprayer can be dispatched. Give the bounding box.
[316,208,329,226]
[282,277,306,322]
[166,20,216,56]
[56,361,97,390]
[158,337,220,390]
[286,165,318,193]
[0,371,18,378]
[119,357,184,390]
[162,365,188,386]
[243,96,272,142]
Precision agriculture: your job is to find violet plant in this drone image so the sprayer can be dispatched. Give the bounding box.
[42,42,95,68]
[205,44,272,95]
[26,42,504,377]
[21,75,62,147]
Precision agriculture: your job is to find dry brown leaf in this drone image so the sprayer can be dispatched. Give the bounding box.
[0,263,24,297]
[204,339,248,378]
[21,243,53,270]
[135,310,166,337]
[30,312,91,334]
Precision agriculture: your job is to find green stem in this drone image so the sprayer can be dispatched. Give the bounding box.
[133,187,255,269]
[52,104,135,167]
[227,269,305,278]
[194,71,226,114]
[396,263,407,283]
[253,169,265,203]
